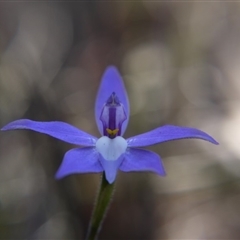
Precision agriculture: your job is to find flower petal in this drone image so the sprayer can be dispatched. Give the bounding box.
[99,153,124,184]
[95,66,129,136]
[127,125,219,147]
[96,136,127,161]
[1,119,97,146]
[119,148,166,176]
[55,147,103,179]
[96,136,127,183]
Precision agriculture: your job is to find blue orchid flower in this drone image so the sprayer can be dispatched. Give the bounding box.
[1,66,218,184]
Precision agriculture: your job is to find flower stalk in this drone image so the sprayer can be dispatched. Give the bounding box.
[86,173,115,240]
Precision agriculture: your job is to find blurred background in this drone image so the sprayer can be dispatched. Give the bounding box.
[0,1,240,239]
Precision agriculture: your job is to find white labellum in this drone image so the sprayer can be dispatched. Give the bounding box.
[96,136,127,161]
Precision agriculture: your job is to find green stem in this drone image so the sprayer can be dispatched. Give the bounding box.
[85,173,115,240]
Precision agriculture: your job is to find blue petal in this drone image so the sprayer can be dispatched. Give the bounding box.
[1,119,97,146]
[127,125,219,147]
[55,147,103,179]
[99,153,124,184]
[119,148,166,176]
[95,66,129,136]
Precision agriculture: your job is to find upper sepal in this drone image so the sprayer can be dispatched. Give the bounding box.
[95,66,129,136]
[127,125,219,147]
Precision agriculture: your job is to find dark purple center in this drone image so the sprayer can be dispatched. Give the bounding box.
[100,92,127,138]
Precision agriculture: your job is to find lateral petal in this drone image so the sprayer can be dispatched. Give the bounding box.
[127,125,218,147]
[95,66,129,136]
[1,119,97,146]
[55,147,103,179]
[120,148,166,176]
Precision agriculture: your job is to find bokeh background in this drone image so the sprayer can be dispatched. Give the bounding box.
[0,1,240,239]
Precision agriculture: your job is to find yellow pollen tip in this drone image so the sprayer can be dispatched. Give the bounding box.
[106,128,119,136]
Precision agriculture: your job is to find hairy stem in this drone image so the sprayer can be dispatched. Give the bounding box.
[85,173,115,240]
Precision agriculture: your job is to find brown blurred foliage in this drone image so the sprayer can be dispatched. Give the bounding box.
[0,2,240,239]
